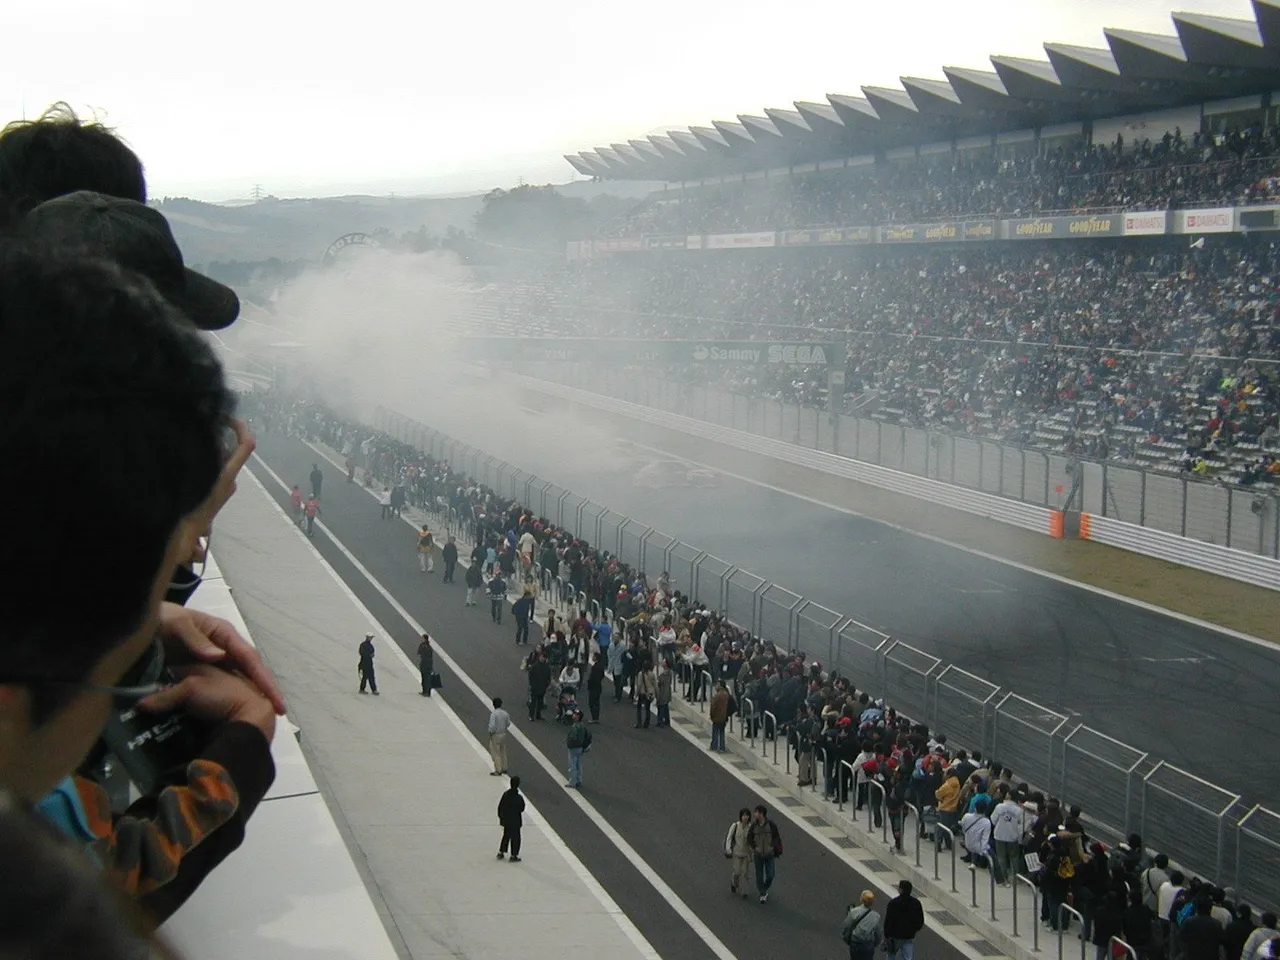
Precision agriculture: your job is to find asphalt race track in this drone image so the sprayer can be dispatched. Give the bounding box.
[400,398,1278,809]
[250,434,975,960]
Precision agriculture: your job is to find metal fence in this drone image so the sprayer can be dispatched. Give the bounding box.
[381,404,1280,910]
[545,364,1280,561]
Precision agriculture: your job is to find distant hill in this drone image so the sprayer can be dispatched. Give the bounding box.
[157,179,659,267]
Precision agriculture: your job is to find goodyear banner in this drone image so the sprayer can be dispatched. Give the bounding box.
[453,338,841,368]
[1005,213,1123,240]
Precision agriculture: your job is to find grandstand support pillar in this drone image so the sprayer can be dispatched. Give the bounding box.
[827,367,844,452]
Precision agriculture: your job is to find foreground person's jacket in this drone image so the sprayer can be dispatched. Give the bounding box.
[37,720,275,926]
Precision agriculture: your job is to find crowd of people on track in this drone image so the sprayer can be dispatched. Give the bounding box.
[246,393,1280,959]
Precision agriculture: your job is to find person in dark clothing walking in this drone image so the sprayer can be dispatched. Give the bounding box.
[464,561,483,607]
[358,633,378,695]
[1090,892,1125,960]
[512,587,535,646]
[1180,898,1226,960]
[417,634,435,697]
[586,653,605,723]
[497,776,525,862]
[309,463,323,499]
[527,652,552,721]
[883,880,925,960]
[488,571,507,624]
[442,536,459,583]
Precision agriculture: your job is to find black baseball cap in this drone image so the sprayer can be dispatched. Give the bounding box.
[23,191,239,330]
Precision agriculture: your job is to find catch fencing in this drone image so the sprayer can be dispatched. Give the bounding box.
[377,403,1274,910]
[549,364,1280,562]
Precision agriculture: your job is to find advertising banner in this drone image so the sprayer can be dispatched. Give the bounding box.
[1236,206,1280,231]
[780,226,874,246]
[454,338,842,367]
[1122,211,1168,236]
[706,231,777,249]
[594,238,645,253]
[880,222,965,243]
[962,220,997,241]
[1176,208,1233,234]
[686,235,704,250]
[644,235,687,250]
[1005,213,1123,240]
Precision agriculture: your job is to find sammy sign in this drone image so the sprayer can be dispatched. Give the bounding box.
[688,341,838,366]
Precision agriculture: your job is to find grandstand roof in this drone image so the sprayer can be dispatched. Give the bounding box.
[572,2,1280,182]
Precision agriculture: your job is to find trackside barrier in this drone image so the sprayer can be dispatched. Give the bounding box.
[763,710,777,764]
[497,370,1057,535]
[1082,513,1280,591]
[380,409,1280,911]
[1013,874,1039,950]
[1058,905,1086,960]
[740,699,756,746]
[1111,937,1138,960]
[936,823,958,892]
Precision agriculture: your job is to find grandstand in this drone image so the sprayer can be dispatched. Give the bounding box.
[460,7,1280,500]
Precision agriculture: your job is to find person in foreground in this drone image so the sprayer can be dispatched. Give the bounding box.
[497,776,525,862]
[0,245,275,945]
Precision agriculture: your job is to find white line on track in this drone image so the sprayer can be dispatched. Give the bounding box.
[250,453,737,960]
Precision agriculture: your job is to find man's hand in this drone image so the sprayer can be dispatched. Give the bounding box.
[138,664,277,744]
[158,602,287,715]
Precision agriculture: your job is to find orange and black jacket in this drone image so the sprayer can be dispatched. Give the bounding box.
[50,721,275,926]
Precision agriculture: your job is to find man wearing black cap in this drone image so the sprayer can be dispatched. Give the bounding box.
[22,191,241,331]
[883,880,925,960]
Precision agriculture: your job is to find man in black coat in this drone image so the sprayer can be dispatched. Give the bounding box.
[442,536,459,583]
[527,652,552,721]
[883,880,925,960]
[497,776,525,862]
[358,633,378,695]
[417,634,434,697]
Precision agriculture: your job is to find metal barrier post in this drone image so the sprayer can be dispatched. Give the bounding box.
[784,736,791,775]
[1058,905,1085,960]
[741,700,756,745]
[838,761,854,812]
[941,824,958,892]
[904,802,922,867]
[1110,937,1137,960]
[969,864,979,908]
[988,862,997,921]
[763,710,777,763]
[1016,875,1039,951]
[700,670,712,713]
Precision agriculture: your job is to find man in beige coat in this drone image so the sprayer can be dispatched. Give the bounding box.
[709,681,732,752]
[724,807,753,899]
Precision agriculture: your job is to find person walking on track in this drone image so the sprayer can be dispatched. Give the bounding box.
[418,634,435,697]
[358,633,378,695]
[417,525,435,573]
[497,776,525,862]
[724,807,753,899]
[488,697,511,776]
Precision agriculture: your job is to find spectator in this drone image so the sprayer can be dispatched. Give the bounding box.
[723,807,753,899]
[842,890,883,960]
[496,776,525,863]
[1242,913,1279,960]
[746,804,782,904]
[883,880,925,960]
[1181,897,1227,960]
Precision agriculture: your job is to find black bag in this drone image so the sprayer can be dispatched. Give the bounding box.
[430,672,443,689]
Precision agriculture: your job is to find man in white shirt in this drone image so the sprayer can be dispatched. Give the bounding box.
[960,800,995,876]
[990,790,1025,885]
[488,697,512,777]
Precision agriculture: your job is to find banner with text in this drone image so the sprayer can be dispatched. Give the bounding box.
[453,338,842,368]
[1122,211,1168,236]
[1004,214,1123,240]
[706,231,777,249]
[1176,207,1234,234]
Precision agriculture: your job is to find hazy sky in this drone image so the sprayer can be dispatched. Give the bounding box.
[0,0,1255,200]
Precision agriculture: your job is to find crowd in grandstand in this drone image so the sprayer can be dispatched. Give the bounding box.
[610,126,1280,237]
[485,230,1280,486]
[250,393,1279,957]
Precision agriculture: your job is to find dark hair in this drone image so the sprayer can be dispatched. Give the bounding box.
[898,880,913,895]
[754,804,767,815]
[0,103,145,229]
[738,807,751,818]
[1155,853,1169,869]
[492,697,503,709]
[1169,870,1185,885]
[510,776,521,790]
[0,248,230,705]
